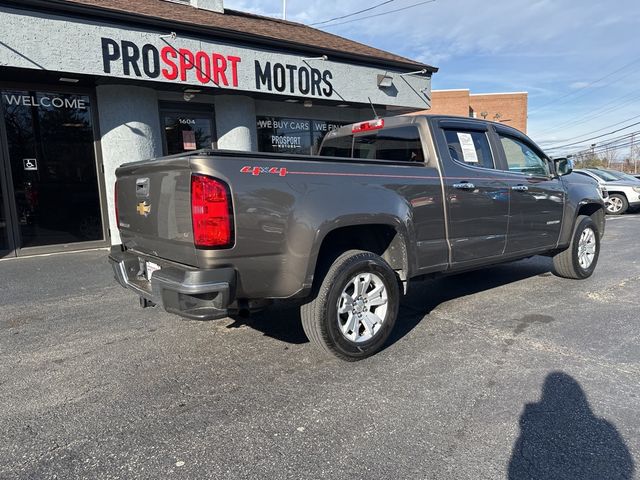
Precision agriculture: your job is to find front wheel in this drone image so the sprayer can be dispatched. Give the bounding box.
[301,250,400,361]
[552,215,600,279]
[606,194,628,215]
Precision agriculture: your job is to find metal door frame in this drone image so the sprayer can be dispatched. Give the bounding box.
[0,82,110,257]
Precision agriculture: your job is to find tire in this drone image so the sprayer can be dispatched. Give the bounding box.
[605,194,628,215]
[301,250,400,361]
[552,215,600,279]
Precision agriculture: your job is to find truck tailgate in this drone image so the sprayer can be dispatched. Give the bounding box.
[115,156,197,266]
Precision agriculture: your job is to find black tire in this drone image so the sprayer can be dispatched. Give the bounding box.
[552,215,600,279]
[301,250,400,361]
[606,194,628,215]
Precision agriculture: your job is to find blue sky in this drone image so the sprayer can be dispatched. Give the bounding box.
[226,0,640,158]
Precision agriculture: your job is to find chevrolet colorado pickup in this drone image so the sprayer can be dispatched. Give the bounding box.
[110,115,606,360]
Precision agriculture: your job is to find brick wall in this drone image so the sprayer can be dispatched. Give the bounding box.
[408,89,528,134]
[469,92,528,133]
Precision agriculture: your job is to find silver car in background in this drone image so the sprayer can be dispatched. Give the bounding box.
[573,168,640,215]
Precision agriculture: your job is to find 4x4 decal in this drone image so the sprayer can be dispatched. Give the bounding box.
[241,166,288,177]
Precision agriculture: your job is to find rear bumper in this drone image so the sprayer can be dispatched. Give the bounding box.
[108,246,235,320]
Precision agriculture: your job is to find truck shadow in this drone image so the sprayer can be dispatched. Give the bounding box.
[228,256,554,347]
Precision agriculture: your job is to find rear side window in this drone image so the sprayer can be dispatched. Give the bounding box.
[319,135,353,158]
[444,130,494,169]
[353,126,424,162]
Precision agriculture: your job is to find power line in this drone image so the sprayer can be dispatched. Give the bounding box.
[558,132,640,156]
[544,120,640,151]
[529,55,640,114]
[309,0,394,26]
[538,112,640,146]
[320,0,436,28]
[534,87,640,136]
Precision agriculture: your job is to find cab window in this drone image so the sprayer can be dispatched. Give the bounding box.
[443,129,494,169]
[353,126,424,162]
[499,135,550,177]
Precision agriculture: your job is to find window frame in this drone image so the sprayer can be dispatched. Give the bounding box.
[494,128,553,179]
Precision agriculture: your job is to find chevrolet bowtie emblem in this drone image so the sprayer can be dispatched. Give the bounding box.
[137,201,151,217]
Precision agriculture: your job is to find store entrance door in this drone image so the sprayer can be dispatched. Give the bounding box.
[0,88,108,256]
[161,104,216,155]
[0,164,11,257]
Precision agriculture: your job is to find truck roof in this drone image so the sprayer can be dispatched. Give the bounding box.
[324,114,524,141]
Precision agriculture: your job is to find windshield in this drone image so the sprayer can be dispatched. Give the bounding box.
[588,169,621,182]
[600,169,640,182]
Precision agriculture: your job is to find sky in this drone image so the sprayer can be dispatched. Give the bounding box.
[225,0,640,159]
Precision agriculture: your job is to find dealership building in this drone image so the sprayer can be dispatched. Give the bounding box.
[0,0,435,257]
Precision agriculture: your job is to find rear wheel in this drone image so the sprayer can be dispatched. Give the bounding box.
[606,194,628,215]
[552,215,600,279]
[301,250,400,361]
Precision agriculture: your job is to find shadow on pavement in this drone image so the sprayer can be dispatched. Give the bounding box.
[508,371,635,480]
[228,256,553,347]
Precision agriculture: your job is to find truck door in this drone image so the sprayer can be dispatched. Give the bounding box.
[493,128,565,254]
[433,120,511,264]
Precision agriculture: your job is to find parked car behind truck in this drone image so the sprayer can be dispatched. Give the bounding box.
[573,168,640,215]
[110,115,606,361]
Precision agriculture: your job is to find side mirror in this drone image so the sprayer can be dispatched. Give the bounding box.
[554,157,573,177]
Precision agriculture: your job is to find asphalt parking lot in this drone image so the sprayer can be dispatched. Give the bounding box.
[1,215,638,479]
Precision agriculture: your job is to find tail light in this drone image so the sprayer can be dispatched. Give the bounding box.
[114,180,120,229]
[191,174,233,249]
[352,118,384,133]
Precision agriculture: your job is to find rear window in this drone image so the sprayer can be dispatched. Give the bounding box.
[319,125,424,162]
[354,126,424,162]
[320,134,352,158]
[444,130,494,169]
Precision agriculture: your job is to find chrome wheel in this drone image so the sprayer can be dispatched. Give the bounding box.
[607,196,624,214]
[337,272,388,343]
[577,227,597,269]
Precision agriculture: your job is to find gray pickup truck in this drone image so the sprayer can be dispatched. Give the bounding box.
[110,115,606,360]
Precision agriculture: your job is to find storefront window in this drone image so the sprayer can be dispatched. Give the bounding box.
[1,90,103,249]
[257,117,346,155]
[162,110,215,155]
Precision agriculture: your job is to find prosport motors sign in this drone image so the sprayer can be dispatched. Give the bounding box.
[101,38,334,98]
[0,6,431,108]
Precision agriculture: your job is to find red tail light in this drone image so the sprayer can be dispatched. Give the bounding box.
[191,174,233,249]
[352,118,384,133]
[114,180,120,229]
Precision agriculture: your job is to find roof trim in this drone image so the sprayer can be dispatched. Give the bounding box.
[6,0,437,73]
[469,91,528,96]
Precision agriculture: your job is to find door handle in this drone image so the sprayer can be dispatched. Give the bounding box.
[453,182,475,190]
[512,185,529,192]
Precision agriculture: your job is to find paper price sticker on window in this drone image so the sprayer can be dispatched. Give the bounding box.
[457,133,479,163]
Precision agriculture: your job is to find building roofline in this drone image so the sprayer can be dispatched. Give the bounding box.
[5,0,437,73]
[469,91,528,96]
[432,88,470,93]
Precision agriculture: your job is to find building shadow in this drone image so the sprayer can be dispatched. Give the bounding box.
[508,371,635,480]
[227,256,553,346]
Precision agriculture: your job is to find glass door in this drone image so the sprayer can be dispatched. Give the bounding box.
[0,167,10,256]
[1,89,105,251]
[161,104,216,156]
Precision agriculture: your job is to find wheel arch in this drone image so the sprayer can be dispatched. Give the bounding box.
[307,221,412,295]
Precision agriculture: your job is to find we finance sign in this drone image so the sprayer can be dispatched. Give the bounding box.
[101,38,334,98]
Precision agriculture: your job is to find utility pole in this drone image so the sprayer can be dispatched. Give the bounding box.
[632,133,637,174]
[282,0,286,19]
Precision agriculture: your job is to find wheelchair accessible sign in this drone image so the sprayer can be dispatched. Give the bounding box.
[23,158,38,171]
